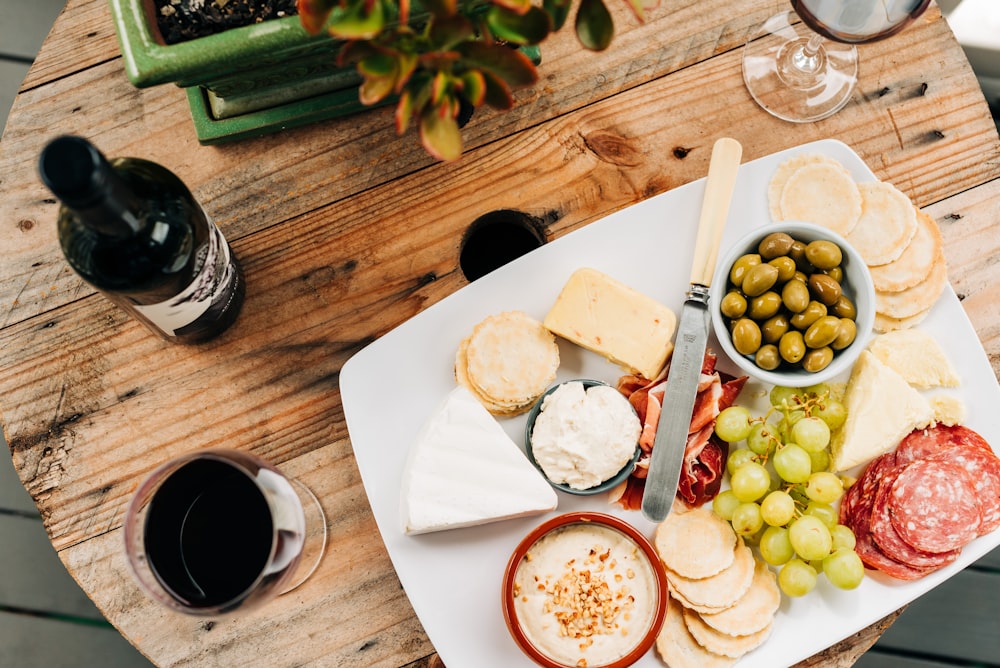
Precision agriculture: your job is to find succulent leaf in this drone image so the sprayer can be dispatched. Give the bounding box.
[420,0,459,18]
[490,0,533,15]
[459,70,487,107]
[575,0,614,51]
[296,0,339,34]
[326,0,388,40]
[542,0,572,31]
[486,6,552,45]
[428,14,476,50]
[456,42,538,87]
[420,101,463,161]
[480,69,514,110]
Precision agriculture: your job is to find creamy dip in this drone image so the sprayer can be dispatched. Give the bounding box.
[512,523,659,667]
[531,382,640,490]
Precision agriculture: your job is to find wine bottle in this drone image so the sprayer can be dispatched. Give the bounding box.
[38,135,244,344]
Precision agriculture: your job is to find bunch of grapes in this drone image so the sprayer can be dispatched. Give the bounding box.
[711,384,865,596]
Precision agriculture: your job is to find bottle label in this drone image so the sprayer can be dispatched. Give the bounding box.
[132,221,238,337]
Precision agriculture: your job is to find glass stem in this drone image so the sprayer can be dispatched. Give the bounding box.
[792,33,825,74]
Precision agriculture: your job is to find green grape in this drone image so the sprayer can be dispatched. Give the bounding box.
[778,559,818,597]
[726,448,757,477]
[712,489,741,521]
[731,502,764,536]
[789,515,833,561]
[715,406,754,443]
[747,422,779,456]
[773,443,812,483]
[769,385,800,409]
[730,461,771,502]
[809,448,830,473]
[760,526,795,565]
[805,501,839,529]
[831,524,858,552]
[791,416,831,453]
[783,409,806,429]
[814,397,848,431]
[805,471,844,504]
[803,382,831,399]
[823,548,865,590]
[760,490,796,526]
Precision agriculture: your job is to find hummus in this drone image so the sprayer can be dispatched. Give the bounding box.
[511,522,660,667]
[530,382,640,490]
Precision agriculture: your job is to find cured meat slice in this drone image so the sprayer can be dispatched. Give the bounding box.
[926,444,1000,534]
[869,465,960,569]
[895,424,993,466]
[888,459,982,554]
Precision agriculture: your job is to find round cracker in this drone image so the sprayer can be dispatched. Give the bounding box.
[875,256,947,319]
[655,506,737,579]
[779,162,862,235]
[463,311,558,408]
[669,586,731,615]
[454,336,535,416]
[768,154,852,221]
[656,597,738,668]
[666,539,755,610]
[683,606,773,658]
[846,181,919,266]
[868,209,944,292]
[699,560,780,637]
[874,307,932,333]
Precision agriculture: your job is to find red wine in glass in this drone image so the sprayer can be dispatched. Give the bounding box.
[124,449,326,615]
[743,0,932,122]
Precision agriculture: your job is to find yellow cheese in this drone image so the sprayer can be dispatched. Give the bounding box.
[543,268,676,379]
[867,328,960,389]
[830,351,934,471]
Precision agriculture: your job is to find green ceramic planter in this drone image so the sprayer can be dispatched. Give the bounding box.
[108,0,372,143]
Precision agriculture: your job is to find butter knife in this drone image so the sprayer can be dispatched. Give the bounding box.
[641,137,743,523]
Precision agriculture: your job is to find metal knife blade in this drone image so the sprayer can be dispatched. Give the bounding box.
[641,137,743,523]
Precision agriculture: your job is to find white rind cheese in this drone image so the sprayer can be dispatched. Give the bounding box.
[400,386,558,535]
[830,351,934,471]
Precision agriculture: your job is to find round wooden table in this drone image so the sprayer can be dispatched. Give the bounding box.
[1,0,998,665]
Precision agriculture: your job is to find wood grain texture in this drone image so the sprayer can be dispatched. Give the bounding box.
[1,0,999,666]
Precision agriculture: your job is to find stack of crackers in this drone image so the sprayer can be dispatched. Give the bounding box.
[769,154,947,333]
[653,507,781,667]
[454,311,560,416]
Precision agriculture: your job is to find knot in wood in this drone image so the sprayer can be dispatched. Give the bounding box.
[582,130,643,167]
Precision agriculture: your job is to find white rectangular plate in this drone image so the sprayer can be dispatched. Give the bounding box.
[340,139,1000,667]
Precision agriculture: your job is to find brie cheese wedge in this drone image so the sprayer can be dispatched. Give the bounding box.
[830,350,934,471]
[400,386,558,535]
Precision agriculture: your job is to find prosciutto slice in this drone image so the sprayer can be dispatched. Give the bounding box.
[612,352,747,510]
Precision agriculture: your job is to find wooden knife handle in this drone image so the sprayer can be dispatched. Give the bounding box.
[690,137,743,287]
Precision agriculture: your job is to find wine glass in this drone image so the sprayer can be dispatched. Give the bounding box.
[123,448,327,616]
[743,0,932,122]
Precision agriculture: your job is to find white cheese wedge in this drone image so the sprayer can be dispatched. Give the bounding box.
[400,386,558,535]
[830,351,935,471]
[867,328,960,389]
[543,268,677,379]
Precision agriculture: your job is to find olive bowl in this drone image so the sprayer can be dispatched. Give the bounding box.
[709,221,876,387]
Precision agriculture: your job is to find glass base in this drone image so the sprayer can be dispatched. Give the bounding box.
[281,479,327,594]
[743,10,859,123]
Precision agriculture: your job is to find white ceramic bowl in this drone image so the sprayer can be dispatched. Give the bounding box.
[710,221,875,387]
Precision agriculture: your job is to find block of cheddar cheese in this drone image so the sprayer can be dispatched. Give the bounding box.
[543,268,677,379]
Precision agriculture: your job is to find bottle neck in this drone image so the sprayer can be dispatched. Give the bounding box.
[40,136,144,239]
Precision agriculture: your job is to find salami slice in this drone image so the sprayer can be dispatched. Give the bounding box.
[869,465,960,569]
[888,459,982,554]
[896,424,993,466]
[927,444,1000,534]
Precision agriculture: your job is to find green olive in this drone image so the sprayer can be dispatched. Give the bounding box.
[804,240,843,270]
[755,344,781,371]
[808,273,843,307]
[720,291,748,319]
[803,315,842,349]
[732,318,762,356]
[730,253,762,288]
[793,270,809,284]
[748,291,783,320]
[788,240,808,267]
[831,294,857,320]
[781,279,811,314]
[761,313,790,344]
[823,266,844,283]
[741,263,780,297]
[802,347,835,373]
[758,232,795,260]
[778,330,806,364]
[790,300,827,330]
[832,318,857,350]
[768,256,797,283]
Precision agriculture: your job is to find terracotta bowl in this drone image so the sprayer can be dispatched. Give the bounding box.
[502,512,668,668]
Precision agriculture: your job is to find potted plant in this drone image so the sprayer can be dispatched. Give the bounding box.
[108,0,649,159]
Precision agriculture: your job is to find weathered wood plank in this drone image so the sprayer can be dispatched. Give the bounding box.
[19,0,115,92]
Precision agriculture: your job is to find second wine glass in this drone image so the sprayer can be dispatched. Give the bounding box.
[743,0,932,122]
